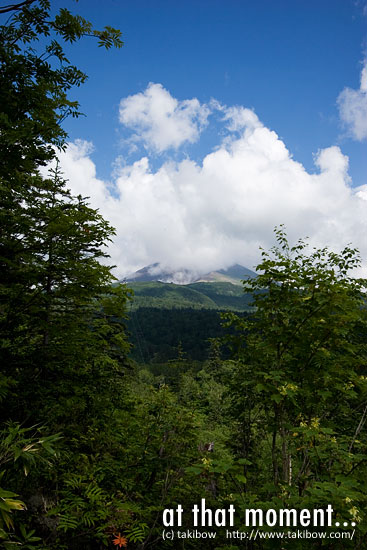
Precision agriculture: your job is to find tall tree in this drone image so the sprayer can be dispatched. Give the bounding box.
[0,3,130,547]
[226,227,367,539]
[0,0,124,413]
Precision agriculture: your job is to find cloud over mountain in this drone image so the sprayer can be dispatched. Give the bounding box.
[53,85,367,278]
[119,83,210,152]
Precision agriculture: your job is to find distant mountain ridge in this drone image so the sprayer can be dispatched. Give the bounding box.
[124,263,256,285]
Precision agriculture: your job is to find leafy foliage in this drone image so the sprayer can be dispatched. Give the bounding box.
[0,0,122,175]
[221,227,367,546]
[0,423,59,546]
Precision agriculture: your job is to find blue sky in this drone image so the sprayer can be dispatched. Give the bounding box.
[48,0,367,276]
[60,0,366,184]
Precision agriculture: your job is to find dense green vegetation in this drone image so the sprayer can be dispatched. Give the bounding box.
[187,282,254,311]
[1,3,367,550]
[127,307,243,363]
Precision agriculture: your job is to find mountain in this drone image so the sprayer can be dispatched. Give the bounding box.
[124,264,256,361]
[124,263,256,285]
[124,263,256,311]
[196,264,256,284]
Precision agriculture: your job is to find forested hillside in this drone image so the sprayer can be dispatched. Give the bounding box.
[1,3,367,550]
[128,281,254,311]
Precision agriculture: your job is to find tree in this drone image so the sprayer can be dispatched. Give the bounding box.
[0,3,131,546]
[0,0,125,385]
[0,165,133,420]
[225,227,367,544]
[0,0,123,360]
[0,0,122,176]
[0,0,127,416]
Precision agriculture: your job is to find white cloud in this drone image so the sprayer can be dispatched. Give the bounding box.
[337,64,367,140]
[221,105,262,133]
[118,83,210,153]
[55,89,367,279]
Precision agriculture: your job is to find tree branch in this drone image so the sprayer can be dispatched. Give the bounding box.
[349,402,367,452]
[0,0,36,14]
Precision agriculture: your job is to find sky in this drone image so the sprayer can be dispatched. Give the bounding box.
[48,0,367,278]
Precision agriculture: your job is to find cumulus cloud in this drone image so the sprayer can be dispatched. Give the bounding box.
[221,105,262,133]
[337,64,367,140]
[53,87,367,279]
[119,82,210,152]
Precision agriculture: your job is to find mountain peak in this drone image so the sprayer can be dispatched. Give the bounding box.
[124,263,256,285]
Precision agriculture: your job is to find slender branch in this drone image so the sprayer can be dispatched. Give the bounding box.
[349,403,367,452]
[0,0,35,14]
[294,452,309,485]
[345,458,367,477]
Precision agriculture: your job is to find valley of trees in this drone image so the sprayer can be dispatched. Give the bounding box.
[1,2,367,549]
[127,307,247,363]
